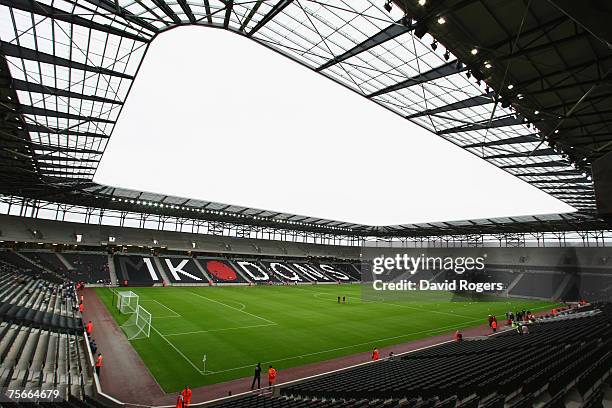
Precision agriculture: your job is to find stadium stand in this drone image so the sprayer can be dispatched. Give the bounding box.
[0,272,83,333]
[17,252,111,286]
[329,263,361,281]
[19,251,71,276]
[509,272,567,299]
[0,216,361,260]
[579,272,612,303]
[0,250,61,283]
[260,261,310,283]
[199,258,249,284]
[113,255,160,286]
[235,260,286,283]
[290,263,336,283]
[60,253,111,285]
[0,270,93,403]
[316,263,356,282]
[159,256,208,284]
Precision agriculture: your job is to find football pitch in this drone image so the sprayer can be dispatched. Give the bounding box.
[95,285,556,392]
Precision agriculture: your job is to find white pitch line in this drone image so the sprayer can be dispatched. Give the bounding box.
[149,325,206,376]
[374,301,476,319]
[188,290,276,325]
[163,323,277,337]
[222,299,246,311]
[140,299,181,317]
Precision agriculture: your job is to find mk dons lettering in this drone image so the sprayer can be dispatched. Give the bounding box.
[291,263,331,281]
[319,264,350,281]
[141,258,160,281]
[268,262,301,281]
[164,259,202,281]
[236,261,269,281]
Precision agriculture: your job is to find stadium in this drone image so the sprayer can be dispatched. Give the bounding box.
[0,0,611,407]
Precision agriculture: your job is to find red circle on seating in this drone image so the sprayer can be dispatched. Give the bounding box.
[206,260,237,281]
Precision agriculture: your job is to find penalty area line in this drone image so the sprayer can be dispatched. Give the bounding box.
[163,323,277,337]
[188,290,276,325]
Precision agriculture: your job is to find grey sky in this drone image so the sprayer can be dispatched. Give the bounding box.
[95,27,574,226]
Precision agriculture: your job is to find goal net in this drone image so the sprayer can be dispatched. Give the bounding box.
[120,305,152,340]
[116,291,139,315]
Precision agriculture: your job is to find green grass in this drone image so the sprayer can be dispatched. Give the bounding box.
[95,285,556,392]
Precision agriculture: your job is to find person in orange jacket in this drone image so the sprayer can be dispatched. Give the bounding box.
[454,330,463,341]
[79,303,84,313]
[175,394,184,408]
[372,348,379,361]
[268,365,277,390]
[95,353,103,376]
[491,319,498,333]
[85,320,93,336]
[181,385,192,406]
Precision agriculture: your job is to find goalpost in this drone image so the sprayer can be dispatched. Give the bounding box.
[114,291,152,340]
[115,291,139,315]
[121,305,152,340]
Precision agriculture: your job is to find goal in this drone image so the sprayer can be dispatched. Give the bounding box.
[120,305,152,340]
[115,291,139,314]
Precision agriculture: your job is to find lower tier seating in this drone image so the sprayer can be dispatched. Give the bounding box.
[0,265,94,405]
[0,271,83,334]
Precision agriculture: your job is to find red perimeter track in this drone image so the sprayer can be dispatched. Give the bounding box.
[82,287,527,407]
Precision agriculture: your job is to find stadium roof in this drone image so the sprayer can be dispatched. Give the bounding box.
[0,0,610,237]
